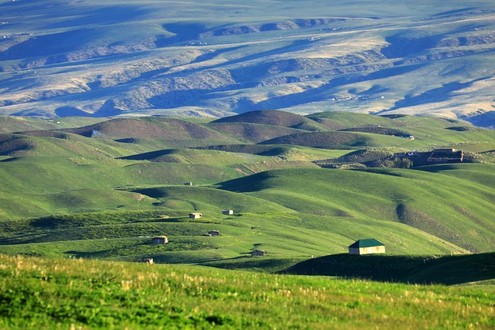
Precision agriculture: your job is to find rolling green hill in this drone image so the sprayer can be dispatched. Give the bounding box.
[2,1,495,323]
[212,110,327,131]
[0,111,494,273]
[217,166,495,252]
[0,116,103,133]
[0,111,494,328]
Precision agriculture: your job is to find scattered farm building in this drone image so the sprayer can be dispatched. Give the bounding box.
[394,148,464,167]
[189,212,203,220]
[427,148,464,163]
[151,236,168,244]
[251,250,266,257]
[184,181,193,186]
[348,239,385,255]
[222,209,234,215]
[143,258,154,264]
[207,230,220,236]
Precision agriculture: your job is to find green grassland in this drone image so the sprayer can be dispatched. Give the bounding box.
[218,165,495,252]
[0,254,493,329]
[0,111,494,267]
[0,111,494,328]
[0,116,104,133]
[2,0,495,324]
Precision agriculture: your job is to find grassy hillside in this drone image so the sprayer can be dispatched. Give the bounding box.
[212,110,326,131]
[284,253,495,285]
[0,111,494,271]
[218,166,495,252]
[207,122,305,143]
[0,255,493,329]
[0,111,494,328]
[0,116,103,133]
[66,117,231,141]
[0,203,467,266]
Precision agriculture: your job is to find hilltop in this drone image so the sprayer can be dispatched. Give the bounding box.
[0,1,494,126]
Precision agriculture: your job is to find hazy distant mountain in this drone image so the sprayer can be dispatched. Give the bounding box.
[0,0,494,127]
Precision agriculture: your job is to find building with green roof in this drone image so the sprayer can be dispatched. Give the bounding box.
[348,238,385,255]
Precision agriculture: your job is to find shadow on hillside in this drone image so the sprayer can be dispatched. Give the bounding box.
[216,171,272,193]
[414,164,462,173]
[119,149,175,161]
[281,253,495,285]
[464,111,495,128]
[387,79,485,111]
[204,256,302,273]
[159,23,206,45]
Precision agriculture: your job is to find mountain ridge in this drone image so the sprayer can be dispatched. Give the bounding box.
[0,1,494,127]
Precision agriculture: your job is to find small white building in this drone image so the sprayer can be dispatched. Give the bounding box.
[189,212,203,220]
[222,209,234,215]
[151,236,168,244]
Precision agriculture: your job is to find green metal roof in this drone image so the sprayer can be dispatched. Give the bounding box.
[349,238,384,248]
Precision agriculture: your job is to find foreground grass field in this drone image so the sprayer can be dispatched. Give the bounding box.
[0,255,493,329]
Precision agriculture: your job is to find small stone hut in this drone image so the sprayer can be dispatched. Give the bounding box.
[143,258,154,264]
[250,250,266,257]
[222,209,234,215]
[348,238,385,255]
[427,148,464,163]
[151,236,168,244]
[207,230,220,236]
[189,212,203,220]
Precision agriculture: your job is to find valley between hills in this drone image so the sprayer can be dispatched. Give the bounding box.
[0,110,494,267]
[0,0,495,327]
[1,110,494,328]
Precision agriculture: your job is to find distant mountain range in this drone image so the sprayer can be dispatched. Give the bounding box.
[0,0,494,127]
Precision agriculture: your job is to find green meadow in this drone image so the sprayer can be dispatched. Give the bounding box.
[0,111,494,327]
[1,111,494,258]
[0,254,494,329]
[1,0,495,325]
